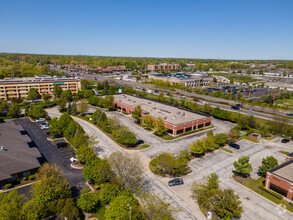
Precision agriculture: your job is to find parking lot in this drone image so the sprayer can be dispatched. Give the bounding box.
[14,118,85,197]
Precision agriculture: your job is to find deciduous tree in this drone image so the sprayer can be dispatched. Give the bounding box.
[233,156,253,177]
[258,156,278,176]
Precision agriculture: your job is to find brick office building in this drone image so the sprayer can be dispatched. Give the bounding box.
[113,94,213,136]
[265,158,293,200]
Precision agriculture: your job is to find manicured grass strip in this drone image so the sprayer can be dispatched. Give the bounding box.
[136,144,150,150]
[221,148,233,154]
[233,175,293,213]
[279,151,290,155]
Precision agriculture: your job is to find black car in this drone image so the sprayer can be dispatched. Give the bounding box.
[229,143,240,149]
[154,90,159,93]
[168,178,184,186]
[231,106,240,110]
[137,140,144,145]
[56,142,68,148]
[236,104,242,107]
[281,139,290,143]
[287,113,293,117]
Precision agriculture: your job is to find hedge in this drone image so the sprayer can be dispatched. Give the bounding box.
[259,185,283,200]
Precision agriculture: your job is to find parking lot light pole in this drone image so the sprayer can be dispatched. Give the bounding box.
[127,203,132,220]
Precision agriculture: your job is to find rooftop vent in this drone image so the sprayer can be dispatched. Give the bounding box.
[153,107,156,110]
[176,111,180,115]
[163,116,167,120]
[133,100,136,103]
[181,112,185,116]
[148,101,152,104]
[128,99,131,101]
[172,116,177,120]
[0,146,6,151]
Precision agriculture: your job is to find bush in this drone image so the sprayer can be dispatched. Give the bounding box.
[94,184,100,190]
[23,177,28,181]
[259,185,283,200]
[28,174,36,180]
[98,184,118,205]
[4,183,12,189]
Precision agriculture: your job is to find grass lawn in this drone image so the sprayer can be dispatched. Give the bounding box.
[135,144,150,150]
[233,175,293,213]
[221,148,233,154]
[89,206,106,220]
[275,99,293,107]
[279,151,290,155]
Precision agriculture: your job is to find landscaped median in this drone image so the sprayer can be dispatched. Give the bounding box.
[232,175,293,213]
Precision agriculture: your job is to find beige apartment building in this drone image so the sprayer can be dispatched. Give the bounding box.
[147,63,181,71]
[0,79,80,100]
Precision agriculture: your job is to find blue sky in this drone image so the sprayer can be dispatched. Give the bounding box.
[0,0,292,59]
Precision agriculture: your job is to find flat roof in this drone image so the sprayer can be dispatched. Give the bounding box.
[0,123,41,181]
[113,94,210,126]
[270,159,293,183]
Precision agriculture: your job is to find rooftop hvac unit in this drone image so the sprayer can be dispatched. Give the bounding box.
[181,112,185,116]
[148,101,152,104]
[119,100,122,102]
[0,146,5,151]
[163,116,167,120]
[128,99,131,101]
[133,100,136,103]
[176,111,180,115]
[172,116,177,120]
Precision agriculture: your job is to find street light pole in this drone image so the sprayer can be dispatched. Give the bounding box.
[127,203,132,220]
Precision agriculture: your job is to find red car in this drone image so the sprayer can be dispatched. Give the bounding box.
[193,98,200,102]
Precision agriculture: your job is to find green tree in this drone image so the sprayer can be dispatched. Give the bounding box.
[67,102,72,114]
[71,101,78,115]
[212,189,243,219]
[98,184,118,205]
[77,99,89,115]
[258,156,278,177]
[31,163,71,203]
[92,109,107,127]
[190,139,206,155]
[84,89,95,98]
[76,145,96,164]
[139,192,175,220]
[58,98,67,112]
[27,105,47,119]
[104,95,115,110]
[142,114,154,129]
[77,192,99,212]
[153,117,167,136]
[53,85,62,98]
[205,136,219,151]
[0,190,25,220]
[7,103,21,118]
[214,133,229,146]
[60,90,73,102]
[233,156,253,177]
[61,198,80,220]
[132,105,142,123]
[105,193,141,220]
[42,93,51,102]
[27,88,41,102]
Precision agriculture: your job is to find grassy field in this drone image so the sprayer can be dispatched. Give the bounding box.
[275,99,293,107]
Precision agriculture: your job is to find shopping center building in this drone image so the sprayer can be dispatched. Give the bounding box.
[0,77,80,100]
[113,94,213,136]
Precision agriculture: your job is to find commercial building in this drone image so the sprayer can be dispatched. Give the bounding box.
[0,123,42,188]
[113,94,213,136]
[0,78,80,100]
[148,73,213,87]
[265,158,293,200]
[147,63,181,71]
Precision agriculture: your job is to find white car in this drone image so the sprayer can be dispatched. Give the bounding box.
[41,125,49,130]
[36,118,46,122]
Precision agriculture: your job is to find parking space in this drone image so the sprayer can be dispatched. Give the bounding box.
[14,118,85,197]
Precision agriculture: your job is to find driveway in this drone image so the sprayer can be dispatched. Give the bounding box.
[14,118,85,197]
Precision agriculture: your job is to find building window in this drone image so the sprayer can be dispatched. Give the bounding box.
[270,183,287,197]
[185,127,192,132]
[122,108,126,112]
[205,122,211,127]
[198,124,204,129]
[177,129,183,135]
[23,171,31,177]
[167,129,173,134]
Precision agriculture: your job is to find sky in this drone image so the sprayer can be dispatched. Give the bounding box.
[0,0,292,60]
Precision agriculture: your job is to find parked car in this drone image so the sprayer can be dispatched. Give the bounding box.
[193,98,200,102]
[236,104,242,107]
[41,124,49,130]
[281,139,290,143]
[36,118,46,122]
[181,95,186,99]
[168,178,184,186]
[154,90,159,93]
[56,142,68,148]
[229,143,240,149]
[5,121,12,123]
[137,140,144,145]
[231,106,240,110]
[39,123,49,127]
[287,113,293,117]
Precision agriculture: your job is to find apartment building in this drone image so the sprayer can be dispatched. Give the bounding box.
[147,63,181,71]
[0,79,80,100]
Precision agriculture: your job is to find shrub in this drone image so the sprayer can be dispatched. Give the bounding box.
[259,185,283,200]
[4,183,12,189]
[94,184,100,190]
[28,174,36,180]
[98,184,118,205]
[23,177,28,181]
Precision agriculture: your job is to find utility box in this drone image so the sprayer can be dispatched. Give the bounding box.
[248,133,261,141]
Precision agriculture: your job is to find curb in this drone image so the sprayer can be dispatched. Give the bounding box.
[230,173,292,214]
[0,181,39,194]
